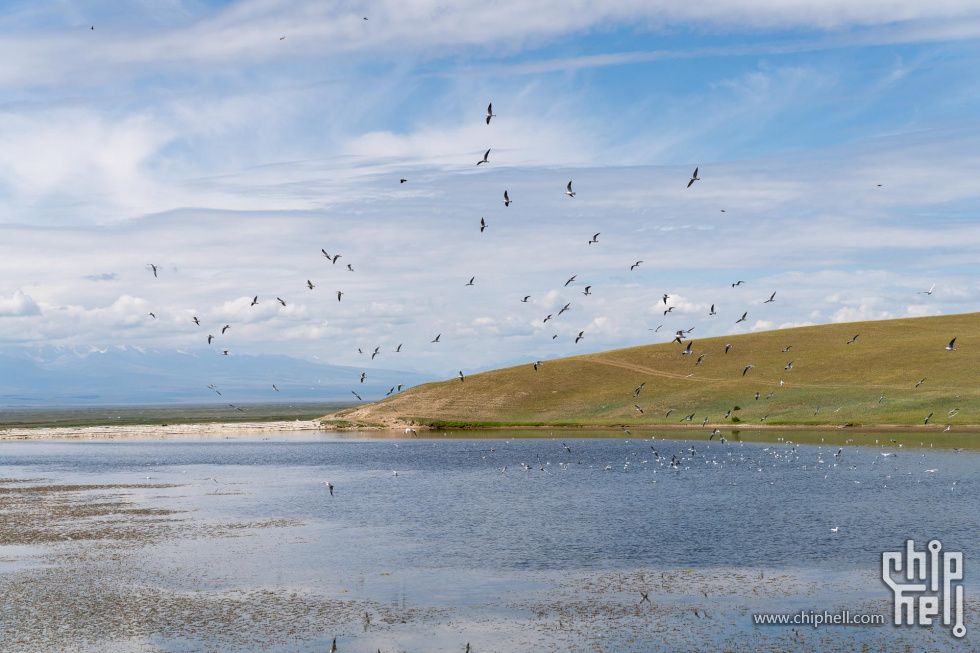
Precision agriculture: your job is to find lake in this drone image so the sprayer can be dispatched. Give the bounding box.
[1,429,976,651]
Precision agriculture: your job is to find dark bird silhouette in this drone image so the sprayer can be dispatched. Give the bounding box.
[732,280,745,287]
[351,391,363,400]
[193,317,200,325]
[207,334,214,344]
[147,263,158,277]
[764,292,776,303]
[575,331,585,343]
[307,280,315,290]
[946,338,957,351]
[735,311,747,324]
[477,148,490,165]
[480,217,487,233]
[486,103,495,125]
[250,296,258,306]
[687,166,700,188]
[337,291,344,301]
[846,334,859,344]
[277,297,286,306]
[503,190,512,207]
[743,365,755,376]
[431,334,441,343]
[565,275,577,286]
[222,324,230,334]
[589,233,600,244]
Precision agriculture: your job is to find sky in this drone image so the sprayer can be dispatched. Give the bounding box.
[1,0,980,382]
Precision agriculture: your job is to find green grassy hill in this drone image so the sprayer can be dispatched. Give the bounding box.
[327,313,980,429]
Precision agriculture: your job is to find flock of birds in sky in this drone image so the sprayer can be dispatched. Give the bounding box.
[132,96,958,416]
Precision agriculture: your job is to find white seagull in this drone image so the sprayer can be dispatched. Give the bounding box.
[565,181,575,197]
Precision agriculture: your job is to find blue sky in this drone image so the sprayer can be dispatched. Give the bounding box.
[1,0,979,379]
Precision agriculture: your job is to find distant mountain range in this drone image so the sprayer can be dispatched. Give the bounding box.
[0,346,436,406]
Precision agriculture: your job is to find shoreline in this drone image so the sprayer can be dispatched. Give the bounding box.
[4,417,980,440]
[0,420,323,441]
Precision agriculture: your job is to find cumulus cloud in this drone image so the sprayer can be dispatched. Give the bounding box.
[0,290,40,317]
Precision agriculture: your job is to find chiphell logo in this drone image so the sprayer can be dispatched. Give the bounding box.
[882,539,965,638]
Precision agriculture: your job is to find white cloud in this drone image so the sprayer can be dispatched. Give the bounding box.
[0,290,40,317]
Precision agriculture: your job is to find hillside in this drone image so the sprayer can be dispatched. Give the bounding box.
[327,313,980,429]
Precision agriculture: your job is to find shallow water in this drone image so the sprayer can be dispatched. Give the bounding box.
[1,430,977,651]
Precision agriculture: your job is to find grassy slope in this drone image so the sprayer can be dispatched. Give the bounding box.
[330,313,980,428]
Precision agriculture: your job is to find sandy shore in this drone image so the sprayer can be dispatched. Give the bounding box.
[0,420,323,441]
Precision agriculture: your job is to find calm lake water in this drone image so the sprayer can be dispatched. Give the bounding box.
[1,429,977,651]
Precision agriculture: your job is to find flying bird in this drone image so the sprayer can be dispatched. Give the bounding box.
[307,280,315,290]
[400,178,407,183]
[503,190,512,207]
[521,295,530,302]
[582,286,592,296]
[147,312,155,318]
[696,354,706,365]
[221,324,230,334]
[465,277,475,286]
[147,264,158,277]
[222,350,229,356]
[589,233,600,244]
[486,103,495,125]
[631,261,643,271]
[915,378,926,388]
[336,291,344,301]
[687,166,700,188]
[477,148,490,165]
[359,372,366,383]
[634,405,644,414]
[662,294,670,305]
[784,362,793,370]
[681,341,694,355]
[575,331,585,343]
[725,344,732,354]
[764,292,776,303]
[919,284,935,295]
[480,218,487,233]
[846,334,859,344]
[565,181,575,197]
[277,297,286,306]
[207,384,221,395]
[709,304,716,316]
[743,365,755,376]
[192,317,200,325]
[250,296,258,306]
[735,312,747,324]
[558,302,571,315]
[664,306,674,315]
[347,264,353,272]
[272,384,279,391]
[459,371,465,382]
[351,391,363,401]
[207,334,214,344]
[946,338,957,351]
[925,413,933,424]
[565,275,577,286]
[395,344,402,352]
[431,334,441,343]
[732,281,745,287]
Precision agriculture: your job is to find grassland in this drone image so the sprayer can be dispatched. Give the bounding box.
[328,313,980,429]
